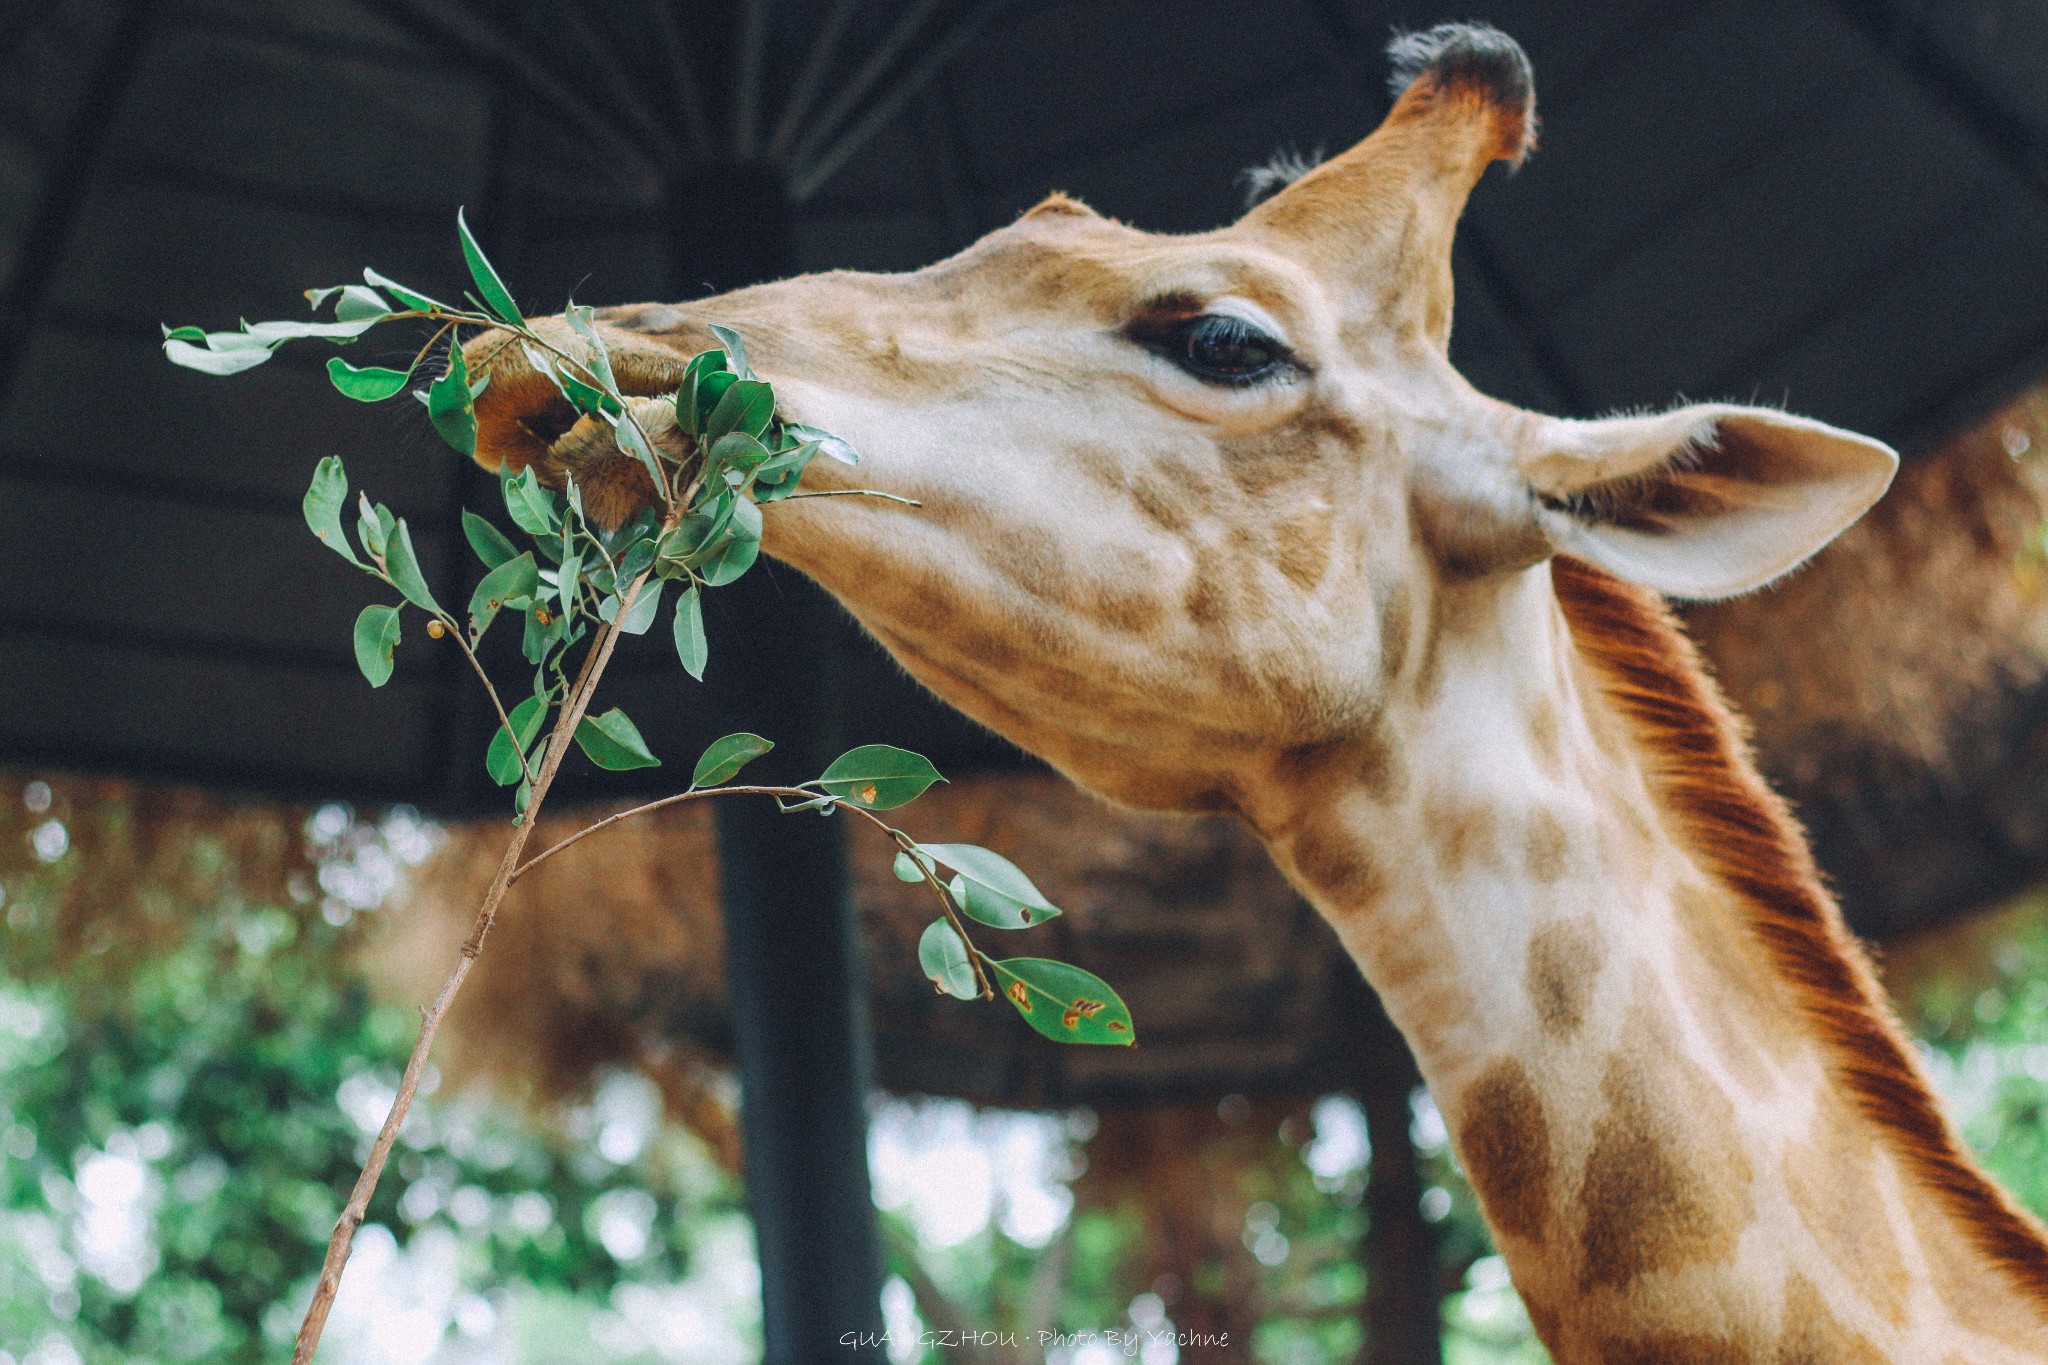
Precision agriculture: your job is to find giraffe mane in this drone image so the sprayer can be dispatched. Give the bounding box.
[1551,554,2048,1304]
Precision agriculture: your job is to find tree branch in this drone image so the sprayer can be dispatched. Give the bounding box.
[292,555,667,1362]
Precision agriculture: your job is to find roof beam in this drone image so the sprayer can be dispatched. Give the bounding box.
[1831,0,2048,200]
[0,0,160,415]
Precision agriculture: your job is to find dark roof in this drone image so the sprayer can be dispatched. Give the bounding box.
[8,0,2048,808]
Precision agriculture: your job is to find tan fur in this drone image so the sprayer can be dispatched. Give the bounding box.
[445,25,2048,1359]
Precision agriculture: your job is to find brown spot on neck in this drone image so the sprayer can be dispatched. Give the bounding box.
[1776,1272,1889,1364]
[1288,814,1384,905]
[1426,797,1504,873]
[1456,1059,1553,1244]
[1525,915,1602,1039]
[1576,1022,1752,1291]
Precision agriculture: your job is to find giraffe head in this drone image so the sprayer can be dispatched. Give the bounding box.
[465,23,1896,814]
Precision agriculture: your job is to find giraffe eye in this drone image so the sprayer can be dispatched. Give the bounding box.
[1166,314,1285,385]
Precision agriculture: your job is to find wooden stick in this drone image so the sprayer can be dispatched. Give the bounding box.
[291,563,653,1362]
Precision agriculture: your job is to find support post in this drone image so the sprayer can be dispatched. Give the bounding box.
[1357,991,1443,1365]
[678,165,885,1359]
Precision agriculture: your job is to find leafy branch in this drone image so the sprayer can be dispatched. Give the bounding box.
[164,209,1136,1362]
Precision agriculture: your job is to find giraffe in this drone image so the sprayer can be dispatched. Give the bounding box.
[461,23,2048,1361]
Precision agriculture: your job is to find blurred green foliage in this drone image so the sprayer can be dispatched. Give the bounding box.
[0,782,753,1364]
[8,765,2048,1364]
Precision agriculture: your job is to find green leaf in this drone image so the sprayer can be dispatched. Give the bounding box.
[696,527,759,587]
[817,745,944,810]
[988,958,1135,1045]
[352,604,402,687]
[709,431,770,473]
[363,268,447,313]
[244,317,382,343]
[692,733,773,788]
[528,339,614,417]
[302,456,361,566]
[502,467,558,537]
[754,439,821,483]
[383,519,442,614]
[565,305,617,394]
[160,324,206,343]
[693,496,760,587]
[326,356,412,401]
[752,453,821,503]
[574,708,659,771]
[425,343,478,456]
[487,694,548,786]
[556,548,582,616]
[615,577,663,635]
[456,207,522,326]
[693,369,738,432]
[163,338,271,375]
[462,510,518,569]
[782,422,861,466]
[617,537,657,586]
[894,849,934,883]
[673,586,708,680]
[707,324,753,379]
[704,379,775,445]
[675,350,729,436]
[918,921,979,1001]
[615,416,665,486]
[357,496,394,560]
[920,844,1061,929]
[467,552,538,638]
[523,601,565,664]
[333,285,392,322]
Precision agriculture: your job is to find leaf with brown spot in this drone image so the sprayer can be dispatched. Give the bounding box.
[918,843,1061,931]
[989,958,1134,1046]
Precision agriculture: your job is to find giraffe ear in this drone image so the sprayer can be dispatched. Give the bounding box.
[1518,404,1898,600]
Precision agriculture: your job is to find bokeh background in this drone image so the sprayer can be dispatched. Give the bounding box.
[10,1,2048,1362]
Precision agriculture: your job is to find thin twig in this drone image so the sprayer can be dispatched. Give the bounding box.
[887,828,995,999]
[512,783,815,881]
[781,487,921,506]
[440,617,536,788]
[406,319,457,377]
[506,782,993,1000]
[292,539,671,1363]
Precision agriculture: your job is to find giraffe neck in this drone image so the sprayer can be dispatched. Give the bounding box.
[1251,560,2048,1364]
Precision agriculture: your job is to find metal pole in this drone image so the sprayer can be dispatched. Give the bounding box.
[675,162,886,1359]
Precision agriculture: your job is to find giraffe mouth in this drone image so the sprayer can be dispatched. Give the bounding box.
[466,323,696,528]
[535,397,694,531]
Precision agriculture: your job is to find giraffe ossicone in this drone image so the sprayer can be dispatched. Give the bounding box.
[465,22,2048,1361]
